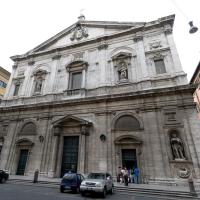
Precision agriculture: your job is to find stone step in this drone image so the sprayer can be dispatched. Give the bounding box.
[8,179,200,199]
[115,187,199,199]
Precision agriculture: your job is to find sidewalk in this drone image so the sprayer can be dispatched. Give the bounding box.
[9,174,191,192]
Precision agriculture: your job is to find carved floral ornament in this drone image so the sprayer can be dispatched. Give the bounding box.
[70,23,89,41]
[149,41,162,49]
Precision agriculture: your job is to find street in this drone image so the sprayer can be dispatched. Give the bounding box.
[0,183,191,200]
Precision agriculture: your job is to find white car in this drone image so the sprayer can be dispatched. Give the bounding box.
[80,172,114,198]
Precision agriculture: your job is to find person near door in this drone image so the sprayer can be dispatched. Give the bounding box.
[130,167,134,183]
[124,167,129,186]
[134,167,140,184]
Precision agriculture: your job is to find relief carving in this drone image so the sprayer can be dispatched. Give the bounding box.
[177,167,190,178]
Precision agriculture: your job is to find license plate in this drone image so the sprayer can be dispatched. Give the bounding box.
[64,186,70,189]
[87,187,93,190]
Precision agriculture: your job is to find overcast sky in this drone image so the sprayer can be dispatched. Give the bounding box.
[0,0,199,80]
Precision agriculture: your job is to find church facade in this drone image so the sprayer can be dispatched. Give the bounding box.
[0,14,200,185]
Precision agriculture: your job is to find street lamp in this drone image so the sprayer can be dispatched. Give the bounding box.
[189,21,198,34]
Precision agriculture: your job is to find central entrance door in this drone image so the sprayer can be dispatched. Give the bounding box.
[16,149,29,175]
[122,149,137,169]
[61,136,79,177]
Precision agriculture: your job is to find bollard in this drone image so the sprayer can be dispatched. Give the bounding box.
[33,169,39,183]
[188,176,197,196]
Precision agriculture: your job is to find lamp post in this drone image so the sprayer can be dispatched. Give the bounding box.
[189,21,198,34]
[171,0,198,34]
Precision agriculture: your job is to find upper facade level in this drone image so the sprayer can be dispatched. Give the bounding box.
[0,66,10,99]
[1,15,187,107]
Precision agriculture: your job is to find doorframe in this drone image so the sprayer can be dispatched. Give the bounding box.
[56,134,80,177]
[14,139,34,176]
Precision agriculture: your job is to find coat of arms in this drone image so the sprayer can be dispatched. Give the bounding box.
[70,23,88,41]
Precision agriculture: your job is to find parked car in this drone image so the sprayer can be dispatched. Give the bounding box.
[80,172,114,198]
[60,172,84,193]
[0,170,9,183]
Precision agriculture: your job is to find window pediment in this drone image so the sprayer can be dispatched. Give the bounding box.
[66,61,88,72]
[114,135,142,144]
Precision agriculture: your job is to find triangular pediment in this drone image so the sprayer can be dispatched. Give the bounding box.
[114,135,142,145]
[52,115,92,127]
[25,20,144,54]
[10,15,175,61]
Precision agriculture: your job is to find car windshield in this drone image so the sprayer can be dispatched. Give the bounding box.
[63,173,76,180]
[87,173,105,179]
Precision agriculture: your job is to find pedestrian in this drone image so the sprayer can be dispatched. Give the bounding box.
[121,167,125,183]
[124,167,129,186]
[130,167,134,183]
[117,166,122,182]
[128,168,131,183]
[134,167,140,184]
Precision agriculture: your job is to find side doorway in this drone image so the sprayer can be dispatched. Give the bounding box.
[16,149,29,175]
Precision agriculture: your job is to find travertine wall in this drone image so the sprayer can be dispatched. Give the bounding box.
[0,15,199,185]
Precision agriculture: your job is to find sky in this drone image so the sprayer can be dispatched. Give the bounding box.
[0,0,199,81]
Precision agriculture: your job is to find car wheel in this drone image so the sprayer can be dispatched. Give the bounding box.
[60,187,64,193]
[81,191,85,196]
[0,177,6,184]
[102,187,107,198]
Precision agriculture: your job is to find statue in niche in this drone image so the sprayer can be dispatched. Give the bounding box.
[34,78,43,92]
[170,132,186,160]
[118,62,128,80]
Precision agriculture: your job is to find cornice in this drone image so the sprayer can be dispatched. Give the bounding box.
[0,84,195,113]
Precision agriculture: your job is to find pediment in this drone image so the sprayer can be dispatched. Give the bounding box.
[16,138,34,147]
[52,115,92,127]
[25,20,144,54]
[114,135,142,145]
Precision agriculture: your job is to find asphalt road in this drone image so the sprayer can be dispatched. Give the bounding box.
[0,183,186,200]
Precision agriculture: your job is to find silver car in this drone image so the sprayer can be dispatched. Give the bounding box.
[80,172,114,198]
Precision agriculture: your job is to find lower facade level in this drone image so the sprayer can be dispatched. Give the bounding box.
[0,86,200,186]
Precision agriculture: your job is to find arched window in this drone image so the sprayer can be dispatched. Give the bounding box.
[19,122,37,136]
[114,115,140,131]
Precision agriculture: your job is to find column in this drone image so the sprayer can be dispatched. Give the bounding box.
[136,39,149,79]
[79,133,86,173]
[48,126,60,177]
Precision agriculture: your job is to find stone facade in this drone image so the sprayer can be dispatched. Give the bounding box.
[190,62,200,119]
[0,15,200,185]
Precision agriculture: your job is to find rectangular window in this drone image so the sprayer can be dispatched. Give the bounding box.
[71,72,82,89]
[0,80,7,88]
[13,84,20,96]
[154,59,166,74]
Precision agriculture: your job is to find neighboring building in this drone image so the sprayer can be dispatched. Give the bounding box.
[0,14,200,186]
[0,66,10,99]
[190,62,200,119]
